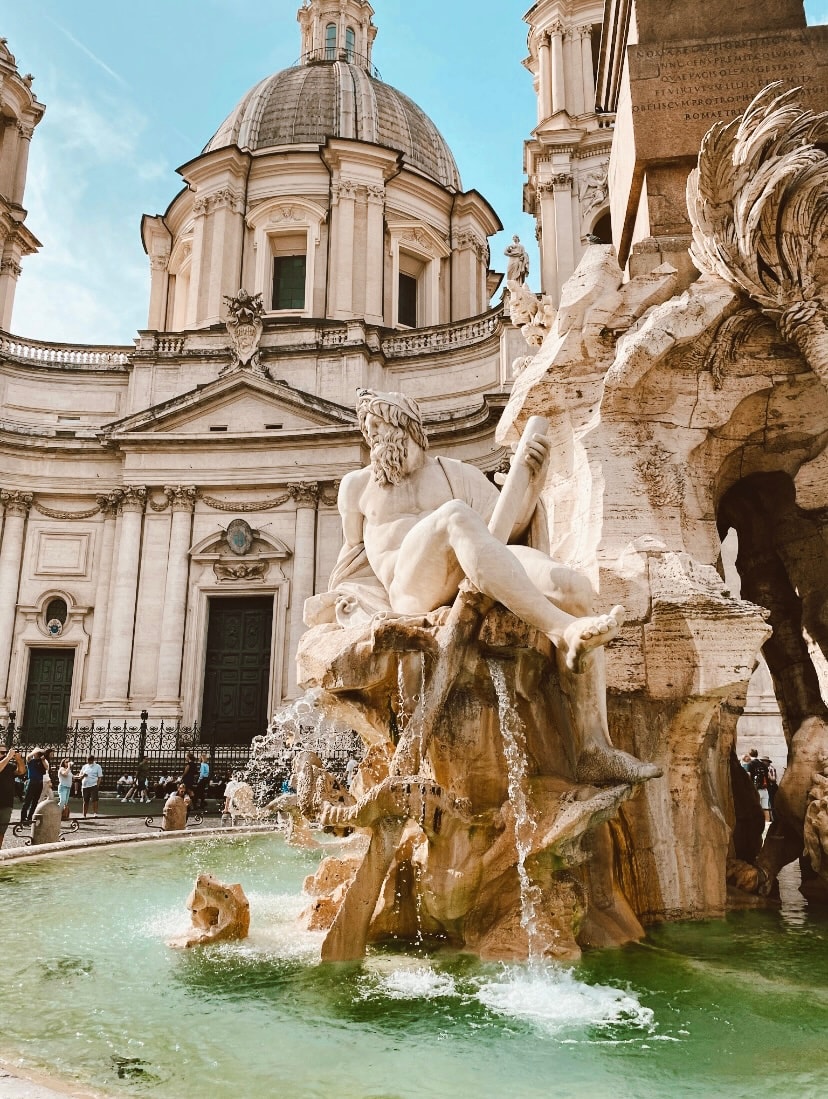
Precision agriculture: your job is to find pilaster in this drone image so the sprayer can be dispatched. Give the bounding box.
[0,490,32,708]
[287,482,319,697]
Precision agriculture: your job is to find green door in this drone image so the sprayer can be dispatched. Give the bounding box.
[22,648,75,740]
[201,596,274,744]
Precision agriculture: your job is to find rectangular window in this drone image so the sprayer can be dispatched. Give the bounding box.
[272,255,306,311]
[398,272,418,328]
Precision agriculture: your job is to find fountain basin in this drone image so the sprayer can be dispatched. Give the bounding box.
[1,834,827,1098]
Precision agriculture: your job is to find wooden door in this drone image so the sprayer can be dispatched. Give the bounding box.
[201,596,274,743]
[22,648,75,740]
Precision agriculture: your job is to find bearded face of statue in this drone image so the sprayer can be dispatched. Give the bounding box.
[364,414,409,486]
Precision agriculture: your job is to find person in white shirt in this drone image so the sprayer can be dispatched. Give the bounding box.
[80,755,104,818]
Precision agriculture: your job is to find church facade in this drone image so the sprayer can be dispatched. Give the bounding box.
[0,0,616,744]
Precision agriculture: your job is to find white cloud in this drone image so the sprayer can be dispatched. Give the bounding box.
[10,86,157,344]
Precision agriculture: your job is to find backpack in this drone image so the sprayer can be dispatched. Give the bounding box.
[753,762,768,790]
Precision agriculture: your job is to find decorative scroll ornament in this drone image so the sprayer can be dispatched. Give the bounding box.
[214,560,269,582]
[223,289,268,378]
[687,83,828,389]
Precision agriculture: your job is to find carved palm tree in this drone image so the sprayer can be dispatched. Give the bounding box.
[687,83,828,385]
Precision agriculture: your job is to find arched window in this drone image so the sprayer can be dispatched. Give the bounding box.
[325,23,337,60]
[345,27,356,63]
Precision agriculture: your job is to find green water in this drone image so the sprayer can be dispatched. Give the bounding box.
[2,835,827,1099]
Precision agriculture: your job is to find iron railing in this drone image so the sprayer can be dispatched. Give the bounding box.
[297,47,381,79]
[1,711,361,792]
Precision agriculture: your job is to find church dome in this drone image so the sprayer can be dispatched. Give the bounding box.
[204,60,462,192]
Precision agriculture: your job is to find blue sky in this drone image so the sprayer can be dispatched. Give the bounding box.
[3,1,827,344]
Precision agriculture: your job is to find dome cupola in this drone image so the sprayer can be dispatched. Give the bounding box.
[142,0,501,333]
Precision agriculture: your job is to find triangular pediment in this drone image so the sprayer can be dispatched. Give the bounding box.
[102,372,358,438]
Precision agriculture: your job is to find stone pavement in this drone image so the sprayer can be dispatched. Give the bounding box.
[1,792,225,851]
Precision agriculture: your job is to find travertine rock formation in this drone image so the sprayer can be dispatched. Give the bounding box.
[287,86,827,959]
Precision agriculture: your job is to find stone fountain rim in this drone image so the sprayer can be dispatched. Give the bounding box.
[0,823,281,864]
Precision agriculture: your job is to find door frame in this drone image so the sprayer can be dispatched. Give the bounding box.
[198,592,277,741]
[182,580,287,729]
[20,645,77,735]
[10,591,89,724]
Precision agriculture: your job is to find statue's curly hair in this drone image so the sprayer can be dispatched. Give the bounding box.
[355,388,429,451]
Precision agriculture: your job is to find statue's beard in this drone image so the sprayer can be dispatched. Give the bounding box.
[369,434,407,485]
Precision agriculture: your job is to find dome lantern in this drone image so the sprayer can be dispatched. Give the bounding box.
[297,0,378,75]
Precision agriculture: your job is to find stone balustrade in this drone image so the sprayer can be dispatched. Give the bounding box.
[0,332,131,367]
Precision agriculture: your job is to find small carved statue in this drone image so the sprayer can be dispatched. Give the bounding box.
[504,234,530,285]
[169,873,250,948]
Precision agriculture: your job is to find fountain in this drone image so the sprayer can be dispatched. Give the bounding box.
[2,86,828,1097]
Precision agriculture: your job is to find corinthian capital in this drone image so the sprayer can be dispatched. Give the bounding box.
[119,485,147,513]
[165,485,198,512]
[0,489,32,516]
[288,481,320,507]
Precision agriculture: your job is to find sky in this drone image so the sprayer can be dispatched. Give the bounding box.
[3,0,828,345]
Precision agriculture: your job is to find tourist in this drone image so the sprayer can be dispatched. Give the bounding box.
[80,754,104,818]
[0,746,25,848]
[746,749,770,822]
[763,757,779,821]
[20,748,47,825]
[223,772,244,815]
[163,783,191,831]
[179,752,200,796]
[57,759,73,821]
[123,757,151,803]
[41,749,54,799]
[116,773,132,798]
[345,756,359,787]
[194,751,210,811]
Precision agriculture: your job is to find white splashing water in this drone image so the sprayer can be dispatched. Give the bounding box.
[488,659,545,960]
[365,965,459,1001]
[475,965,655,1036]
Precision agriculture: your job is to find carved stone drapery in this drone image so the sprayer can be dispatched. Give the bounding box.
[200,491,292,513]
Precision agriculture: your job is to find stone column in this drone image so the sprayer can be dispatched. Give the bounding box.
[331,179,357,318]
[537,182,560,303]
[0,121,20,199]
[147,253,170,331]
[155,487,197,706]
[364,185,385,324]
[0,490,32,706]
[84,493,121,701]
[538,33,552,121]
[287,482,319,698]
[552,173,576,292]
[187,197,208,327]
[101,486,146,704]
[550,21,566,115]
[0,255,22,333]
[580,25,595,115]
[566,29,585,117]
[12,122,35,207]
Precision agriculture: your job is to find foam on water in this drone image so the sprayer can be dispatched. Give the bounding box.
[474,965,655,1036]
[363,965,458,1001]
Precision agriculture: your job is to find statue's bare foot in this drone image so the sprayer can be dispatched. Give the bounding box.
[576,745,662,786]
[561,605,625,673]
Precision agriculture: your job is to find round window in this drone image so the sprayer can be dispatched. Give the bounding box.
[45,597,68,625]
